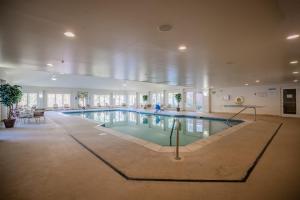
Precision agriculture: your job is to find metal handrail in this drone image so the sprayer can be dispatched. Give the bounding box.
[169,118,176,146]
[227,105,257,122]
[169,118,181,160]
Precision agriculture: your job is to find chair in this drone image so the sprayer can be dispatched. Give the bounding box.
[64,104,70,109]
[33,110,45,123]
[155,104,161,113]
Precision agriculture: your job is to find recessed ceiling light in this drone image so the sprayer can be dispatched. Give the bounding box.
[286,34,299,40]
[294,79,298,83]
[178,45,187,51]
[47,63,53,67]
[292,71,299,74]
[290,60,298,64]
[64,31,75,37]
[244,83,249,86]
[255,80,260,83]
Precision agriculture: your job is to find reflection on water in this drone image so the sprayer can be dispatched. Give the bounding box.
[69,111,240,146]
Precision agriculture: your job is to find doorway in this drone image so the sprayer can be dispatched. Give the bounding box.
[283,89,297,114]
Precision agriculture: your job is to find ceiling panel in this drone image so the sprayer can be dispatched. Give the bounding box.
[0,0,299,88]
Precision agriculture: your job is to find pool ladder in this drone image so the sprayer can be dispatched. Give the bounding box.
[170,119,181,160]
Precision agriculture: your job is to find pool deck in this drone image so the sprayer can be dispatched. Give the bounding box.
[1,110,300,199]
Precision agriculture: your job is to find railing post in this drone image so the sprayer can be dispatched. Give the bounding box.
[175,119,181,160]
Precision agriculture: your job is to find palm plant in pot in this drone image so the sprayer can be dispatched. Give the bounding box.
[175,93,182,112]
[142,95,148,109]
[0,84,22,128]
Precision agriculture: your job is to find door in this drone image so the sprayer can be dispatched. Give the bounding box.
[283,89,297,114]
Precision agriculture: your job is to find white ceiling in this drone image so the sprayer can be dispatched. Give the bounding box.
[0,0,299,89]
[0,68,181,92]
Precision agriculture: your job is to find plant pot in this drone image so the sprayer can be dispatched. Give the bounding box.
[3,118,16,128]
[176,107,180,112]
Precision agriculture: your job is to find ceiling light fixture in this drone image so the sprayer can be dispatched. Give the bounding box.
[178,45,187,51]
[290,60,298,64]
[294,79,298,83]
[64,31,75,38]
[244,83,249,86]
[292,71,299,74]
[255,80,260,83]
[47,63,53,67]
[286,34,299,40]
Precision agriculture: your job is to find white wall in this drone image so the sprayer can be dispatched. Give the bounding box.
[15,83,300,117]
[211,84,300,116]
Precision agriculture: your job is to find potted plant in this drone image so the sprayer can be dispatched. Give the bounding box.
[0,84,22,128]
[142,95,148,109]
[175,93,182,112]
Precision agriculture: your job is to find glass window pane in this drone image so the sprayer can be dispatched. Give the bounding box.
[63,94,70,106]
[56,94,63,107]
[186,91,194,108]
[104,95,110,105]
[93,95,99,106]
[28,93,37,107]
[19,93,28,106]
[129,95,136,106]
[47,94,55,107]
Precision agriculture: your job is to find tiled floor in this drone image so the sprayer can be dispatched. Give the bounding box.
[0,111,299,200]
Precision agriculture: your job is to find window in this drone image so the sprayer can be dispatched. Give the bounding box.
[128,94,136,106]
[64,94,71,106]
[152,92,163,105]
[185,91,194,108]
[56,94,63,107]
[195,92,204,111]
[168,92,177,107]
[113,95,125,106]
[94,95,110,106]
[19,93,28,106]
[47,94,55,107]
[19,93,37,107]
[47,93,71,107]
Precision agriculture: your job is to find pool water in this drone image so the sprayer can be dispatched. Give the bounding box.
[65,110,241,146]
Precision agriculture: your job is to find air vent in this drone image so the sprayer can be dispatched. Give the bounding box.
[158,24,173,32]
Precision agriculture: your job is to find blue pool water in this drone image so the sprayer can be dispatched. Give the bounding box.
[64,110,242,146]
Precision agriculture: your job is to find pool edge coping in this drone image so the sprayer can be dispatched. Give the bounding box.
[60,108,251,153]
[94,120,252,153]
